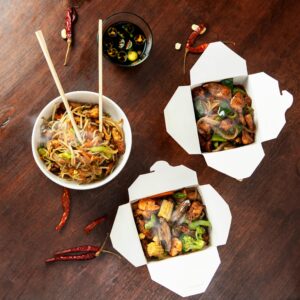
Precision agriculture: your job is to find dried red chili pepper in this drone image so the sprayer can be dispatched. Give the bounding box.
[54,245,100,256]
[46,252,96,263]
[188,41,235,55]
[84,215,107,234]
[185,24,207,49]
[64,7,77,66]
[188,43,209,54]
[183,23,207,73]
[55,188,70,231]
[45,234,114,263]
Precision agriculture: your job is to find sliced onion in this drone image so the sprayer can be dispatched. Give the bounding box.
[213,127,239,140]
[212,142,228,152]
[243,126,256,133]
[197,116,220,127]
[210,99,222,112]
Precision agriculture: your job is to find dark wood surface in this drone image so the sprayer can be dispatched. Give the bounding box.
[0,0,299,299]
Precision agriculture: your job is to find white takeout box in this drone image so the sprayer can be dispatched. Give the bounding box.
[110,161,232,297]
[164,42,293,180]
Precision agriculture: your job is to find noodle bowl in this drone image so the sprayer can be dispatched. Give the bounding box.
[32,91,132,190]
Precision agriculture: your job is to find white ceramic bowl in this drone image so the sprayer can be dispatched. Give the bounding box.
[32,91,132,190]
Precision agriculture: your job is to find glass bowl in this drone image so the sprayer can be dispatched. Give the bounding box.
[102,12,153,67]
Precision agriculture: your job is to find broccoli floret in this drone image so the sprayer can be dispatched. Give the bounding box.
[188,219,211,230]
[195,226,206,240]
[180,234,206,253]
[144,214,157,230]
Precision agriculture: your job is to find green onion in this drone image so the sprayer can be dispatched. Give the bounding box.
[58,152,72,159]
[38,147,47,156]
[89,146,118,154]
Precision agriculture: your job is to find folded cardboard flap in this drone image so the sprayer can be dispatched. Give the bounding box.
[164,86,201,155]
[128,161,198,201]
[199,184,232,246]
[110,203,146,267]
[203,143,265,179]
[245,72,294,142]
[147,247,221,297]
[281,90,293,110]
[190,42,248,87]
[149,160,170,172]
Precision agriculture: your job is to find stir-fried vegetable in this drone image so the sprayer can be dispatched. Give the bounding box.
[192,79,255,152]
[221,78,234,91]
[138,199,160,211]
[173,192,187,199]
[188,219,211,230]
[38,102,125,184]
[132,187,211,261]
[158,200,174,221]
[147,242,165,258]
[180,235,206,252]
[145,214,157,230]
[195,226,206,240]
[170,238,182,257]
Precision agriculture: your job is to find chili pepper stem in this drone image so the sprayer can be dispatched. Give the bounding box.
[222,41,236,46]
[64,38,72,66]
[95,233,109,257]
[183,48,188,74]
[102,250,122,259]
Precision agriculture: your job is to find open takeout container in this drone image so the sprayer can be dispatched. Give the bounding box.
[164,42,293,180]
[110,161,231,297]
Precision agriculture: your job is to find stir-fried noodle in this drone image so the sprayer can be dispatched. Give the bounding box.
[38,102,125,184]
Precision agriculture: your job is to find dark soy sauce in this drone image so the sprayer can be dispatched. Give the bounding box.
[103,22,147,66]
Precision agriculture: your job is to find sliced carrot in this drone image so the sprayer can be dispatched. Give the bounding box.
[148,191,174,199]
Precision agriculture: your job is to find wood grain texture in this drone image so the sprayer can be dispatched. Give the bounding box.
[0,0,299,299]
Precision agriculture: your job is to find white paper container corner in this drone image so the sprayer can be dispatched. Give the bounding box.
[199,184,232,246]
[110,203,146,267]
[128,161,198,201]
[190,41,248,86]
[148,247,221,297]
[164,86,201,155]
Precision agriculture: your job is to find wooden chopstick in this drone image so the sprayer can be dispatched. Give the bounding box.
[98,20,103,132]
[35,30,83,144]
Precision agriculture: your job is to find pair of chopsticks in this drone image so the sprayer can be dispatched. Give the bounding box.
[35,20,104,144]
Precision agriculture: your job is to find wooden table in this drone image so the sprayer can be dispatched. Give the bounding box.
[1,0,299,299]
